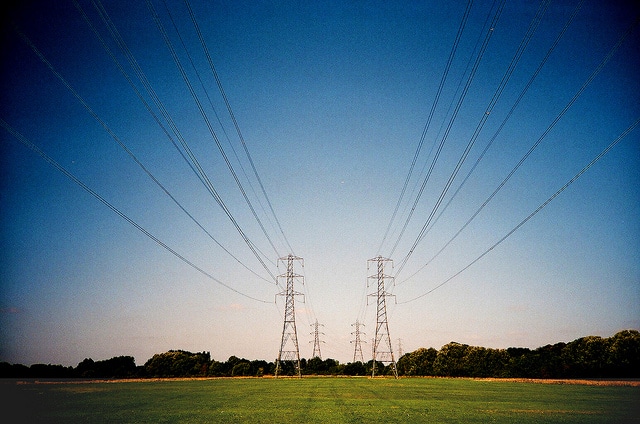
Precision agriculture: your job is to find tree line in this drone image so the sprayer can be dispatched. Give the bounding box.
[397,329,639,379]
[1,330,637,379]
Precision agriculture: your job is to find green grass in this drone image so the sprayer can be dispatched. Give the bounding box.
[2,377,639,423]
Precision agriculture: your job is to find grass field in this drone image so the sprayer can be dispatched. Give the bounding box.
[2,377,639,423]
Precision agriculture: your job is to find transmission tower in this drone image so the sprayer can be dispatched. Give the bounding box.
[275,254,304,377]
[367,256,398,378]
[310,319,325,359]
[397,338,404,358]
[350,320,366,363]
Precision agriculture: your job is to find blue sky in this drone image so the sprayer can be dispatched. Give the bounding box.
[1,0,639,366]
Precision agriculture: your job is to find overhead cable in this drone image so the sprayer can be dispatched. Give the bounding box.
[0,119,272,304]
[399,116,640,304]
[71,0,273,284]
[161,0,280,254]
[394,0,507,275]
[400,8,639,281]
[388,0,503,259]
[376,0,474,256]
[146,0,282,262]
[400,0,585,284]
[91,0,278,279]
[183,0,295,256]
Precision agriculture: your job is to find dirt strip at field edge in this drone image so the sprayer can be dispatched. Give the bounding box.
[5,376,640,387]
[471,378,640,387]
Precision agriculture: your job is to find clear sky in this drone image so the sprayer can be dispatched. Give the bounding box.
[1,0,638,367]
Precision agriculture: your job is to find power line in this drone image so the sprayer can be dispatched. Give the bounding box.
[299,267,318,327]
[52,3,277,285]
[160,0,242,167]
[0,118,272,304]
[387,0,504,259]
[393,0,507,274]
[161,0,287,261]
[183,0,295,256]
[146,0,283,261]
[399,115,640,304]
[400,8,639,282]
[377,0,474,256]
[72,0,203,186]
[89,0,278,280]
[398,0,583,284]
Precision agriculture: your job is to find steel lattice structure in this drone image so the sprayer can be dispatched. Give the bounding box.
[350,320,366,363]
[367,256,398,378]
[310,319,324,359]
[275,254,304,377]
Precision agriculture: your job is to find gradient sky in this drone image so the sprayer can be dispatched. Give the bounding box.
[1,0,638,367]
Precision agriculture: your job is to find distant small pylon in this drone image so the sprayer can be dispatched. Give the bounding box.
[310,319,325,359]
[350,320,366,363]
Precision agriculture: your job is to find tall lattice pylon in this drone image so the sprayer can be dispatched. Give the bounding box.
[350,320,366,363]
[367,256,398,378]
[310,320,324,359]
[275,254,304,377]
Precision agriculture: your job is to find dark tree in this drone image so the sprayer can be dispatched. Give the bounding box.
[397,347,438,376]
[562,336,610,378]
[606,330,640,377]
[231,361,251,377]
[433,342,470,377]
[144,350,210,377]
[343,361,367,376]
[305,356,324,375]
[249,360,273,377]
[29,364,74,378]
[0,362,30,378]
[464,347,510,378]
